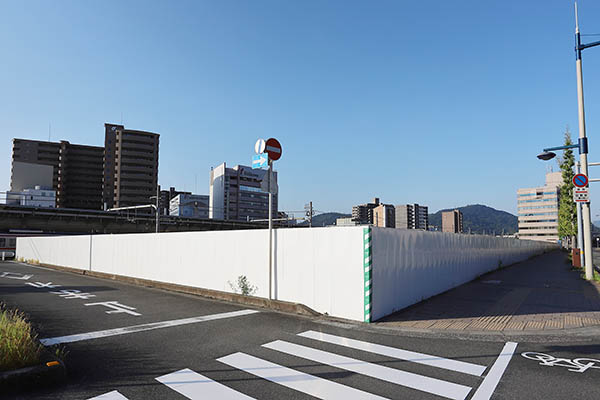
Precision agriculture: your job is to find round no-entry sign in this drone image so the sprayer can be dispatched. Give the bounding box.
[265,138,282,161]
[573,173,588,188]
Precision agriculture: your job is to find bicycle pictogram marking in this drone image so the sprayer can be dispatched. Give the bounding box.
[521,352,600,373]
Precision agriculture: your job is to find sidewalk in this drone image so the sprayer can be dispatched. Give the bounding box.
[376,250,600,332]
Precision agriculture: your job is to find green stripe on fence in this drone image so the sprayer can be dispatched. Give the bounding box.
[363,227,372,323]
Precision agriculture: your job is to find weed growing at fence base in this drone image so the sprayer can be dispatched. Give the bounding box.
[0,303,43,372]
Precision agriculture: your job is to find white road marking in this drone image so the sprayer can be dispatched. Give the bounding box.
[87,390,129,399]
[50,289,97,300]
[40,309,259,346]
[25,281,61,288]
[156,368,255,399]
[298,330,486,376]
[263,340,472,400]
[521,352,600,373]
[0,271,33,280]
[471,342,518,400]
[218,352,388,400]
[85,301,141,316]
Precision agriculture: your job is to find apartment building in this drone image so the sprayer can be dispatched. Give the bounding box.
[396,203,429,230]
[352,198,381,224]
[11,139,60,190]
[209,162,277,221]
[373,204,396,228]
[11,139,104,209]
[56,141,104,209]
[517,172,561,243]
[103,123,160,209]
[442,209,463,233]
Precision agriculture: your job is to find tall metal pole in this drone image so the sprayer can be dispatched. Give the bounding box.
[576,162,584,266]
[309,201,313,228]
[575,3,593,280]
[268,162,273,300]
[156,184,160,233]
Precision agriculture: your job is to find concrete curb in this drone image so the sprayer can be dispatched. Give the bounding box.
[0,348,66,392]
[29,262,322,318]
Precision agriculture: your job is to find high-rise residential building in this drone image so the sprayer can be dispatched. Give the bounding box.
[169,194,209,218]
[352,198,381,224]
[11,139,60,190]
[209,162,277,221]
[517,172,561,243]
[10,139,104,209]
[373,204,396,228]
[442,209,463,233]
[56,141,104,209]
[103,123,160,209]
[395,203,429,230]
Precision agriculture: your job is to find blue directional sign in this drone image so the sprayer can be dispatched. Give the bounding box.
[252,153,269,169]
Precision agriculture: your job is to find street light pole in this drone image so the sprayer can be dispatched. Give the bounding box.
[574,2,599,280]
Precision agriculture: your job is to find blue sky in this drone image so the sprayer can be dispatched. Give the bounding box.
[1,1,600,218]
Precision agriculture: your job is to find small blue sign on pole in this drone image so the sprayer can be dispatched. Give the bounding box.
[252,153,269,169]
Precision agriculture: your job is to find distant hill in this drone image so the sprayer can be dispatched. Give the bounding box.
[299,212,350,227]
[429,204,517,234]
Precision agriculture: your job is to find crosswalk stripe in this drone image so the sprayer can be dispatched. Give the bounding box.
[470,342,518,400]
[263,340,472,400]
[298,330,486,377]
[87,390,129,400]
[156,368,255,399]
[218,352,388,400]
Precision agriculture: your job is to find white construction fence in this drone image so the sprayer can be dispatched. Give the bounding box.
[17,227,556,322]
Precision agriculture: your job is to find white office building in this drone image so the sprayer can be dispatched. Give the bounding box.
[209,162,278,221]
[169,194,209,219]
[517,172,561,243]
[3,186,56,208]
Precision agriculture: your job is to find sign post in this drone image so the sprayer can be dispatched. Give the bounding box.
[253,138,282,300]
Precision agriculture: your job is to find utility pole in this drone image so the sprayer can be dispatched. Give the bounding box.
[156,184,160,233]
[304,202,314,227]
[574,2,599,280]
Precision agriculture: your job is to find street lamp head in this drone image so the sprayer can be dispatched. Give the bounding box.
[537,151,556,161]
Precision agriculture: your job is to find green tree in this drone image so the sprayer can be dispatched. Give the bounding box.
[557,130,577,246]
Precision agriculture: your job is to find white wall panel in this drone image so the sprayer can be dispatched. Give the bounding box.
[370,228,557,321]
[17,227,365,321]
[17,227,556,322]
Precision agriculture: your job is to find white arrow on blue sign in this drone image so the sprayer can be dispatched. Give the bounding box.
[252,153,269,169]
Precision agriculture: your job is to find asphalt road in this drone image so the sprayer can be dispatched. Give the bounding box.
[1,261,599,400]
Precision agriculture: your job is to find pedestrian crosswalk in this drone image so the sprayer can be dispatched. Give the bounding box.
[88,331,517,400]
